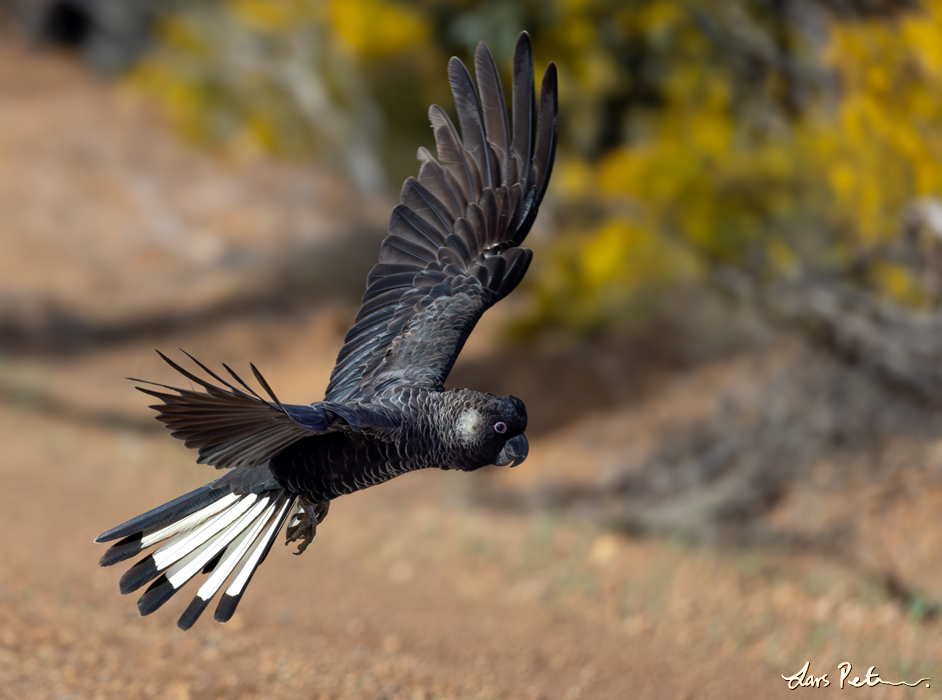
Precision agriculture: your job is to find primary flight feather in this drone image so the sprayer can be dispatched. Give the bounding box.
[96,32,558,630]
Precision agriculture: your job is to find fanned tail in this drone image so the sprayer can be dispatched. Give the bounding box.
[96,483,296,630]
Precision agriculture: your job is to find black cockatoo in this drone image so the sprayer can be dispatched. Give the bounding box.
[96,32,557,630]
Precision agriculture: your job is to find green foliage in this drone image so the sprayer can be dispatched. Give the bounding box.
[133,0,942,330]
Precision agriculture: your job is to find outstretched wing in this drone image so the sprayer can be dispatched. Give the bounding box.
[135,351,381,471]
[326,32,558,402]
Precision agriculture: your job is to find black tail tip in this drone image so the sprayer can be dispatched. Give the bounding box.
[214,593,241,624]
[120,558,159,595]
[177,596,211,631]
[137,575,175,616]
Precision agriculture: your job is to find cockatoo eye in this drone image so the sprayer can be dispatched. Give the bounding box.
[493,421,507,434]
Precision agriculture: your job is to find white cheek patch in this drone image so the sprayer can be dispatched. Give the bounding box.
[456,408,483,443]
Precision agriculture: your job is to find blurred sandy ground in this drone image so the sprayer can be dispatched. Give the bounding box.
[1,35,941,700]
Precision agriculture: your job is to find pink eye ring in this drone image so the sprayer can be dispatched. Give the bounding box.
[493,421,507,434]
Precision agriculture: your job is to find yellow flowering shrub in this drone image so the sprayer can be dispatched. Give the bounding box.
[533,0,942,326]
[133,0,942,327]
[331,0,431,56]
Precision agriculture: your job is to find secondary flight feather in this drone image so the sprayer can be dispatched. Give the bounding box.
[96,32,558,630]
